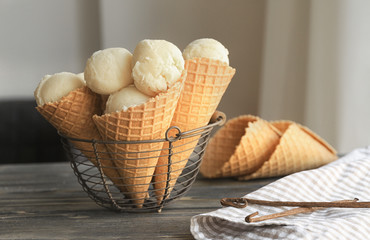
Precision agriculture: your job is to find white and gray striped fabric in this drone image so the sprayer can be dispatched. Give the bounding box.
[191,146,370,240]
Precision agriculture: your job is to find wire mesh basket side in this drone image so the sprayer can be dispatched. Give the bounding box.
[61,112,225,212]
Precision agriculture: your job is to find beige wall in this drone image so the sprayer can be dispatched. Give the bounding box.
[99,0,266,119]
[0,0,101,99]
[0,0,265,122]
[259,0,370,153]
[2,0,369,152]
[258,0,310,124]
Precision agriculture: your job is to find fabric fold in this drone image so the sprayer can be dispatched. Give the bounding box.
[191,147,370,240]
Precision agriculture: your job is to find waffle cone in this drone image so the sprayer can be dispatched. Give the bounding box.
[92,74,185,208]
[153,58,235,204]
[36,86,125,191]
[100,94,109,112]
[200,115,281,178]
[239,121,338,180]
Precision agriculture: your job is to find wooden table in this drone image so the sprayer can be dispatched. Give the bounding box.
[0,162,277,239]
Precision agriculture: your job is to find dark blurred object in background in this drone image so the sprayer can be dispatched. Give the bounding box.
[0,100,66,164]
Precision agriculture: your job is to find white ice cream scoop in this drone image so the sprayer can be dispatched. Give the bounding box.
[105,85,151,114]
[84,48,134,95]
[132,39,184,97]
[183,38,229,65]
[77,72,85,80]
[34,72,85,106]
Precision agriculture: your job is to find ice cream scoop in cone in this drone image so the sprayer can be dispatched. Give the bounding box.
[200,115,281,178]
[238,121,338,180]
[153,58,235,204]
[36,86,125,192]
[92,74,185,208]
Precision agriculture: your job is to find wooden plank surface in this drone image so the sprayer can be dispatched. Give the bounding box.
[0,162,277,239]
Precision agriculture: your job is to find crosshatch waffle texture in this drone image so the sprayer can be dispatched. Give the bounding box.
[153,58,236,204]
[200,114,337,181]
[36,86,125,192]
[200,115,281,178]
[62,112,224,212]
[239,121,338,180]
[92,75,185,208]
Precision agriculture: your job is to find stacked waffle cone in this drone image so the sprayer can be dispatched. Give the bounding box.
[37,74,185,208]
[153,58,235,204]
[93,75,185,207]
[200,116,338,180]
[34,38,235,210]
[36,86,126,192]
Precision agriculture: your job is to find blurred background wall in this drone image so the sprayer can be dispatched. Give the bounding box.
[259,0,370,153]
[0,0,369,155]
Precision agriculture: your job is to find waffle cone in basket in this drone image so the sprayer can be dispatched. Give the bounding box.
[200,115,281,178]
[238,121,338,180]
[92,74,185,208]
[153,58,235,204]
[36,86,125,192]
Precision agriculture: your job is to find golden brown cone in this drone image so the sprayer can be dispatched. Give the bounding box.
[36,86,125,192]
[153,58,235,204]
[238,121,338,180]
[100,94,109,112]
[92,74,185,208]
[200,115,281,178]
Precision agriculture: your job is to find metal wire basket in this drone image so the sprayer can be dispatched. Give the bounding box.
[60,111,225,212]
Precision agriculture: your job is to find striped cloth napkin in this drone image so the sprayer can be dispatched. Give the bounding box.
[191,146,370,240]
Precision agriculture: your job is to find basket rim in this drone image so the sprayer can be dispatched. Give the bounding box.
[58,110,226,144]
[65,111,225,212]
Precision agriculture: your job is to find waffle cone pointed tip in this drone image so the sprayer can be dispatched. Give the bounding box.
[153,58,235,204]
[36,86,126,193]
[93,74,185,208]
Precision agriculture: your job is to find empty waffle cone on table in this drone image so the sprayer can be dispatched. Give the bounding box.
[200,115,281,178]
[239,120,338,180]
[201,115,338,180]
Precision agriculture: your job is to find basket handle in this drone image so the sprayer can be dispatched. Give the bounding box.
[210,111,226,126]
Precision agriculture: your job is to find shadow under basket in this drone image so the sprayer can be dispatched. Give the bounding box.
[60,111,226,213]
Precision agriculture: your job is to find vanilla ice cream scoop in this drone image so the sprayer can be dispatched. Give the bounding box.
[132,39,184,97]
[84,48,134,95]
[77,72,85,80]
[183,38,229,65]
[105,85,151,113]
[34,72,85,106]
